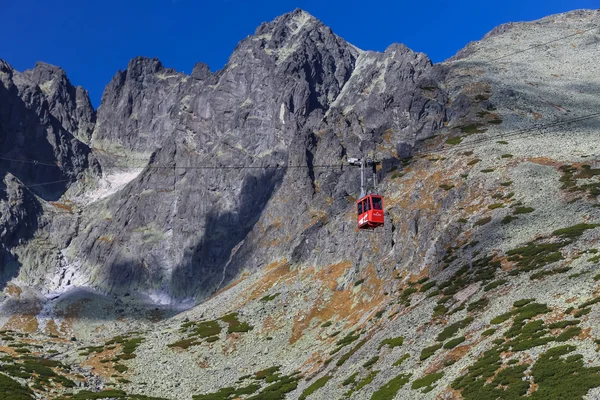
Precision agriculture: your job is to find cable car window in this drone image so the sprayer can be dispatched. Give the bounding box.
[364,199,370,211]
[373,197,382,210]
[358,202,363,214]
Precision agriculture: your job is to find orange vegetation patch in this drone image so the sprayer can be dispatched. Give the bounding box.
[50,200,75,213]
[262,314,284,333]
[579,327,592,340]
[3,313,40,333]
[526,157,562,167]
[436,388,463,400]
[82,347,122,380]
[0,346,18,357]
[44,320,61,337]
[299,351,328,376]
[4,283,22,298]
[528,382,539,395]
[289,263,385,344]
[248,260,293,301]
[565,296,578,304]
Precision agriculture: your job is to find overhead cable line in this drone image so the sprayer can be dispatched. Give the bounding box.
[0,21,598,185]
[487,25,598,63]
[1,110,598,173]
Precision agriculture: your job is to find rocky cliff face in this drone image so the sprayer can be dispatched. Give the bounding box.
[0,8,599,400]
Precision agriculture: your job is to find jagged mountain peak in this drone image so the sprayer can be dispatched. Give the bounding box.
[255,8,323,38]
[0,59,13,74]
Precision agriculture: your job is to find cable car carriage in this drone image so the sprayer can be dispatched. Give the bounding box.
[357,194,384,230]
[348,157,385,230]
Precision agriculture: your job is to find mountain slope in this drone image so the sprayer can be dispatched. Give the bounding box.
[0,8,599,400]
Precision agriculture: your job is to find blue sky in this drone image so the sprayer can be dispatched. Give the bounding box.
[2,0,597,107]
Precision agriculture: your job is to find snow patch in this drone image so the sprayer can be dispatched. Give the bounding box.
[75,168,143,205]
[279,103,286,124]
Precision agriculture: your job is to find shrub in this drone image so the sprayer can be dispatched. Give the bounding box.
[298,375,331,400]
[411,372,444,391]
[444,336,466,349]
[475,216,492,226]
[502,215,518,224]
[371,373,412,400]
[481,169,495,173]
[437,317,473,341]
[420,343,442,360]
[446,137,463,145]
[484,279,507,291]
[379,336,404,350]
[553,223,600,238]
[514,207,534,214]
[363,356,380,369]
[488,203,504,209]
[393,353,410,367]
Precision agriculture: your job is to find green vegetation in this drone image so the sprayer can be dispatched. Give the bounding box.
[488,203,504,210]
[460,124,486,134]
[0,373,33,400]
[474,216,492,226]
[412,372,444,393]
[553,223,600,239]
[419,281,436,292]
[481,169,495,173]
[467,297,489,312]
[484,279,507,291]
[497,140,508,144]
[439,184,455,191]
[530,267,571,280]
[420,343,442,360]
[467,159,481,165]
[298,375,331,400]
[514,206,534,214]
[221,312,253,333]
[337,339,367,366]
[354,279,365,286]
[392,353,410,367]
[437,317,473,341]
[482,328,496,337]
[378,336,404,350]
[444,336,466,349]
[446,137,463,145]
[513,299,534,307]
[342,372,358,386]
[502,215,518,224]
[370,373,411,400]
[321,321,332,328]
[260,293,280,302]
[501,154,513,158]
[574,308,591,318]
[506,241,566,272]
[344,371,379,398]
[363,356,380,369]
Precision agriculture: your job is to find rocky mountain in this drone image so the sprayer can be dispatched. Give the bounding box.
[0,7,599,400]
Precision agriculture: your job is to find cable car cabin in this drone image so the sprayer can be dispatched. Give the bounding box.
[356,194,384,230]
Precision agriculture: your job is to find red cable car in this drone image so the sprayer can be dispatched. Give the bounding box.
[356,194,384,230]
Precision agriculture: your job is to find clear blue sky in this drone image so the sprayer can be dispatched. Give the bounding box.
[2,0,597,108]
